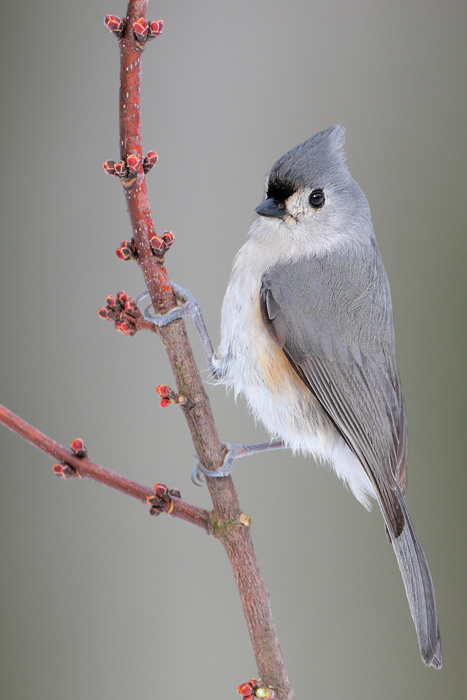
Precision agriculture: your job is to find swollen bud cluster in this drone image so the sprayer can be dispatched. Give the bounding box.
[147,482,181,516]
[98,290,142,336]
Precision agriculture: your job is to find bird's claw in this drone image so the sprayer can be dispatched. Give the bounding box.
[191,441,285,486]
[136,284,193,327]
[136,284,217,370]
[191,448,236,486]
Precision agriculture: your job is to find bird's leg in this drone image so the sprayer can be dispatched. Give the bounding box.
[191,440,285,485]
[137,285,286,483]
[136,283,217,373]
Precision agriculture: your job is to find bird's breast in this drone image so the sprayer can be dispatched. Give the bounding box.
[215,238,332,456]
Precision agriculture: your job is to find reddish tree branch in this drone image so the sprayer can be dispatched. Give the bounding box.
[0,403,209,531]
[112,3,294,697]
[0,2,295,698]
[111,8,294,695]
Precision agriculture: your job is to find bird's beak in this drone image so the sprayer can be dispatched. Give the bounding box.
[255,198,287,219]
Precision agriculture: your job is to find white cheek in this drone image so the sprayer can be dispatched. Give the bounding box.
[285,196,354,255]
[286,191,310,219]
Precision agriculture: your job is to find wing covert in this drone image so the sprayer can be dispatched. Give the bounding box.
[259,248,407,537]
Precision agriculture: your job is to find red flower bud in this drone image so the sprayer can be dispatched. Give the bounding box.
[114,160,127,177]
[70,438,87,458]
[116,247,131,260]
[161,230,174,248]
[143,150,158,173]
[154,483,168,497]
[53,463,77,479]
[149,235,165,253]
[104,15,125,36]
[149,20,164,37]
[102,160,116,175]
[133,17,149,41]
[126,153,140,174]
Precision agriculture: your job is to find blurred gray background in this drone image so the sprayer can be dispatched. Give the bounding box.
[1,1,465,698]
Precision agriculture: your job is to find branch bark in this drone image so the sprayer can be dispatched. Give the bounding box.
[1,2,295,697]
[115,4,293,696]
[0,403,209,531]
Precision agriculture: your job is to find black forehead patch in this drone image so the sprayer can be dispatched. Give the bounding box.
[266,125,348,193]
[266,179,296,203]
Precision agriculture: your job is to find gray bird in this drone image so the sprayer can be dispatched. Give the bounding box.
[212,125,441,668]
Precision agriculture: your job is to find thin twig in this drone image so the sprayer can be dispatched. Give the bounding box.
[0,403,209,531]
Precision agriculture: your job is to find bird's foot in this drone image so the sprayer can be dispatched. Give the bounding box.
[192,440,285,485]
[137,283,217,372]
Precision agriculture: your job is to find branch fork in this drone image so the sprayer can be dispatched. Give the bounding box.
[0,3,295,698]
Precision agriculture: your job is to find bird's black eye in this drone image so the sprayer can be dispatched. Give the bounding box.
[309,189,325,208]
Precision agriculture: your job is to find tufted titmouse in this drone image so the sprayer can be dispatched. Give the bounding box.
[212,125,441,668]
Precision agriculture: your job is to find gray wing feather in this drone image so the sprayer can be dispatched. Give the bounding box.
[260,243,407,536]
[259,243,441,667]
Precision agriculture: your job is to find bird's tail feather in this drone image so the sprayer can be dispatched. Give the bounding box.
[381,486,441,668]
